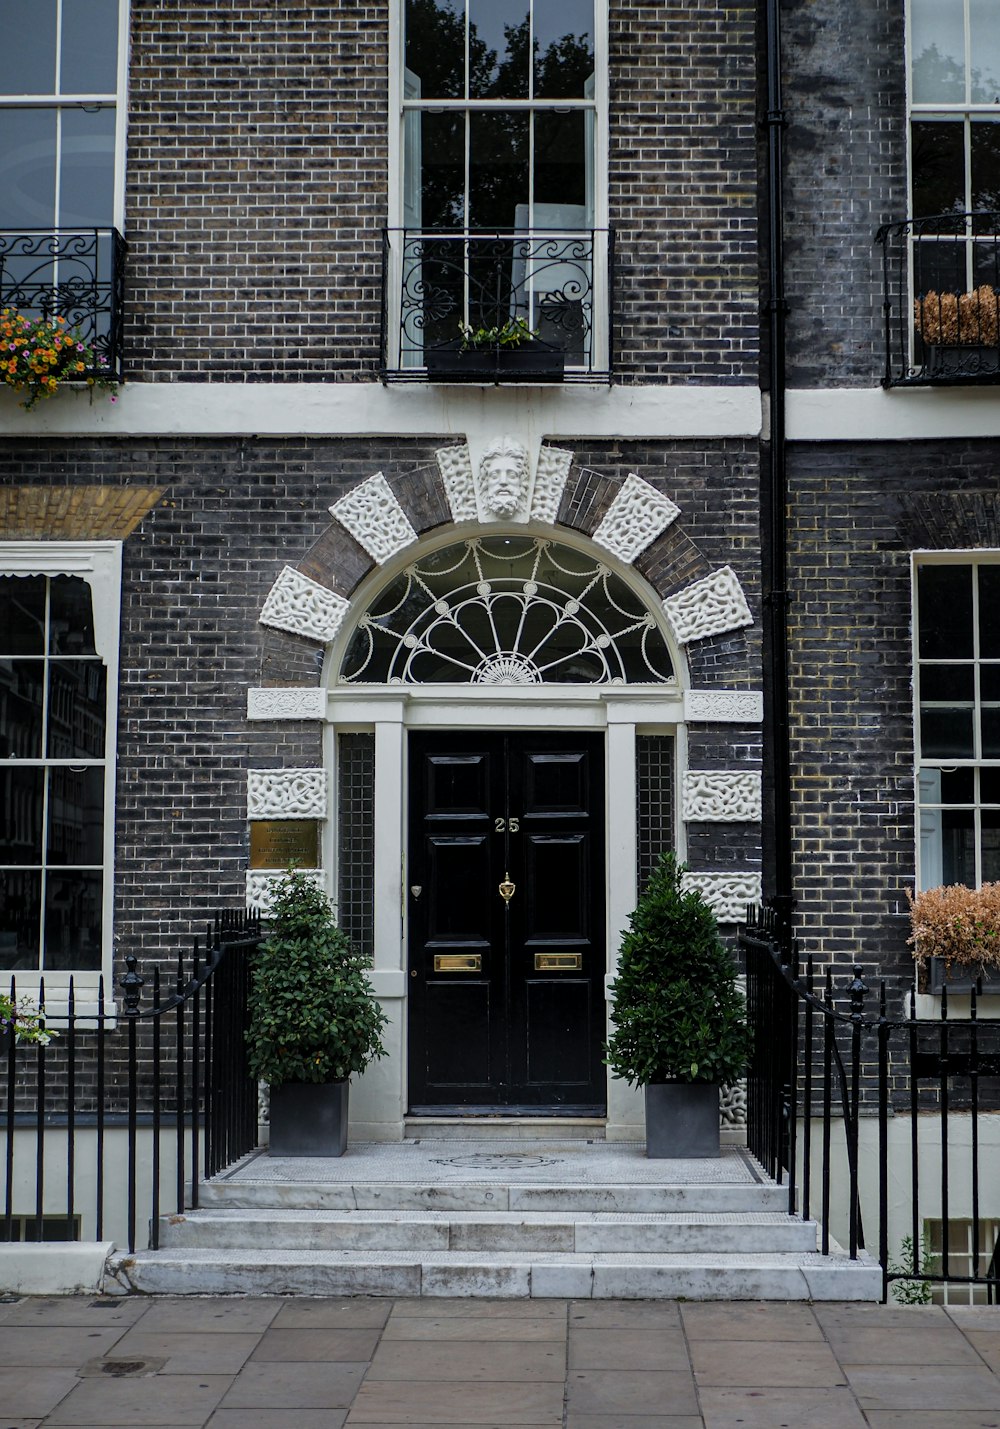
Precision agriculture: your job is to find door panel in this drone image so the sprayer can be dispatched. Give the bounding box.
[408,730,605,1113]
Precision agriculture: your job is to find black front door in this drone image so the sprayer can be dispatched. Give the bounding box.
[407,731,606,1114]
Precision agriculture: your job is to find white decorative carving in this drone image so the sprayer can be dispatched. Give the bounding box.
[476,436,532,524]
[682,771,762,823]
[247,687,326,721]
[246,869,324,915]
[681,871,762,924]
[719,1080,747,1127]
[685,689,764,723]
[247,769,327,820]
[663,567,754,645]
[437,443,479,523]
[592,473,681,564]
[258,1082,270,1126]
[530,445,574,526]
[259,566,350,644]
[330,472,418,565]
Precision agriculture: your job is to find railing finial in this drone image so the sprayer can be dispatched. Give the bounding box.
[120,953,145,1016]
[848,966,869,1021]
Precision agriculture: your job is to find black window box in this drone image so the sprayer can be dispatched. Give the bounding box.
[424,341,565,384]
[928,956,1000,994]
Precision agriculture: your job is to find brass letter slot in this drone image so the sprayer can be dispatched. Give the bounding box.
[535,953,583,971]
[433,954,482,973]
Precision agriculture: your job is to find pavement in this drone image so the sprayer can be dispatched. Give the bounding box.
[0,1294,997,1428]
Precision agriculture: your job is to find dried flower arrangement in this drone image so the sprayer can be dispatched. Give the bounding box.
[906,881,1000,973]
[913,285,1000,347]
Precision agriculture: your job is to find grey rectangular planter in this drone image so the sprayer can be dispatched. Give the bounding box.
[268,1080,349,1157]
[644,1082,720,1159]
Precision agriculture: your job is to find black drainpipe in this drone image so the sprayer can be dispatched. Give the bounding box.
[761,0,794,940]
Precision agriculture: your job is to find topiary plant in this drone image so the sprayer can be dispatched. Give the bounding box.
[604,852,751,1086]
[246,870,387,1089]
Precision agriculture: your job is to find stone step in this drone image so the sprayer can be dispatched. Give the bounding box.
[196,1180,791,1215]
[157,1207,819,1255]
[111,1245,882,1302]
[403,1117,607,1141]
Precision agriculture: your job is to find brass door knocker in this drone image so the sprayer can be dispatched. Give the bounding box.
[499,872,515,906]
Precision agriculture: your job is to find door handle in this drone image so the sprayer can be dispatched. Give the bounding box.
[498,872,515,906]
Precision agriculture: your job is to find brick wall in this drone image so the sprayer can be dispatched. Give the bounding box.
[119,2,758,384]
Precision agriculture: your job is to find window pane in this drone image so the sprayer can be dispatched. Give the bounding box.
[0,869,41,970]
[43,869,102,970]
[0,107,57,227]
[940,767,976,802]
[0,767,44,865]
[59,105,116,227]
[49,576,97,656]
[921,706,975,758]
[0,576,46,655]
[970,0,1000,103]
[0,0,57,94]
[415,111,465,229]
[981,767,1000,803]
[982,664,1000,756]
[979,566,1000,657]
[0,660,44,759]
[534,110,587,208]
[46,659,107,759]
[60,0,119,94]
[983,810,1000,881]
[921,664,975,703]
[469,0,529,98]
[912,121,966,221]
[469,110,528,228]
[919,565,973,658]
[534,0,594,98]
[46,766,104,865]
[941,807,977,884]
[911,0,966,104]
[405,0,464,99]
[971,120,1000,214]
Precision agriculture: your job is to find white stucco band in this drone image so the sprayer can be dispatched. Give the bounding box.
[248,687,326,721]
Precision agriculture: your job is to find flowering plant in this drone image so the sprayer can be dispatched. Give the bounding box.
[906,881,1000,972]
[1,308,118,410]
[458,316,539,351]
[0,991,55,1046]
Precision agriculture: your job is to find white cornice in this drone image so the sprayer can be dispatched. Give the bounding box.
[0,382,762,441]
[786,386,1000,441]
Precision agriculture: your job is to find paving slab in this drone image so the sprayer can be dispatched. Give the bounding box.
[0,1324,129,1365]
[366,1338,566,1381]
[387,1297,567,1318]
[680,1301,823,1340]
[46,1374,234,1426]
[382,1312,565,1341]
[566,1419,703,1429]
[126,1298,282,1334]
[218,1359,369,1410]
[864,1415,1000,1428]
[566,1368,699,1417]
[567,1326,690,1371]
[967,1329,1000,1373]
[813,1303,952,1331]
[699,1385,869,1428]
[0,1367,81,1420]
[690,1337,848,1388]
[346,1379,565,1424]
[822,1323,986,1365]
[105,1329,260,1374]
[250,1326,384,1361]
[270,1298,393,1329]
[207,1414,346,1429]
[842,1362,1000,1412]
[0,1295,148,1327]
[568,1299,682,1327]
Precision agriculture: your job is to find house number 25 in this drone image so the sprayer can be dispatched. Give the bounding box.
[494,817,520,833]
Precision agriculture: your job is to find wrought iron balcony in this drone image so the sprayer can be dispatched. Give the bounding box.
[380,228,613,383]
[0,228,127,384]
[876,212,1000,387]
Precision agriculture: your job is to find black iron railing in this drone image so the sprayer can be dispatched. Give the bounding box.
[0,228,127,383]
[876,212,1000,387]
[0,911,261,1254]
[380,227,613,383]
[743,905,1000,1303]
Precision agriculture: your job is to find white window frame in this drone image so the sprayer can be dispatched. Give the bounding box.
[912,550,1000,892]
[0,0,131,232]
[386,0,610,370]
[0,541,121,1005]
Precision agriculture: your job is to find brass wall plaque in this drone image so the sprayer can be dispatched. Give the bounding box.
[535,953,583,971]
[433,954,482,972]
[249,820,320,870]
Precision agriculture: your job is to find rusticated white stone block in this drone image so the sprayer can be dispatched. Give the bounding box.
[436,443,479,522]
[720,1081,747,1127]
[682,771,762,823]
[247,687,326,721]
[685,689,764,723]
[330,472,417,564]
[592,473,681,564]
[530,445,574,526]
[681,871,762,924]
[246,869,324,915]
[247,769,327,820]
[663,567,753,645]
[259,566,350,644]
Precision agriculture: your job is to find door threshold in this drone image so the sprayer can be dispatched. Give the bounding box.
[404,1114,607,1142]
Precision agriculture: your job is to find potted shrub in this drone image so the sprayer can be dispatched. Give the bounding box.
[246,870,388,1156]
[913,286,1000,377]
[424,316,565,383]
[604,853,751,1158]
[1,308,118,409]
[0,992,55,1057]
[906,881,1000,992]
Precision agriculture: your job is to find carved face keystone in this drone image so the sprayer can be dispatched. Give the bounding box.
[479,439,530,518]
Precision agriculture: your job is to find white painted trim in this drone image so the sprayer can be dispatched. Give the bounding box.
[0,381,763,441]
[373,717,407,977]
[605,719,636,993]
[787,386,1000,441]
